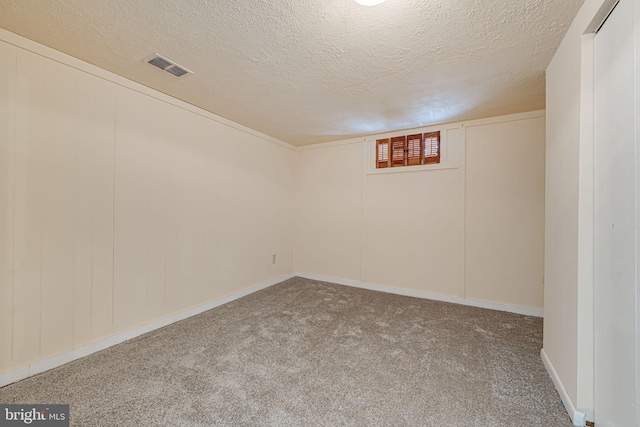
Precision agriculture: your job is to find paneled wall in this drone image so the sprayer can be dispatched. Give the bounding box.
[465,118,546,309]
[296,143,364,281]
[0,38,295,374]
[0,27,545,379]
[296,113,546,312]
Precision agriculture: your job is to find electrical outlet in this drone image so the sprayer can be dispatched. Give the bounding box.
[272,254,276,264]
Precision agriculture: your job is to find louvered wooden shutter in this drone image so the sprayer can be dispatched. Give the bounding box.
[406,134,422,166]
[391,136,406,167]
[376,139,390,168]
[376,131,440,169]
[423,131,440,164]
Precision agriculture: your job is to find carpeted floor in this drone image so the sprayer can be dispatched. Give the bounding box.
[0,277,571,426]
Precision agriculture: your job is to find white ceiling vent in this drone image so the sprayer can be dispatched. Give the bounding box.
[143,53,193,79]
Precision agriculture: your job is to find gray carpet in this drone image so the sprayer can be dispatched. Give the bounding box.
[0,277,571,426]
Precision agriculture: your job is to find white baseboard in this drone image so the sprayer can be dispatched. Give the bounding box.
[541,348,585,426]
[295,272,544,317]
[1,272,542,389]
[0,273,295,388]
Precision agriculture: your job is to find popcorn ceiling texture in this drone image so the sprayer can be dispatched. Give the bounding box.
[0,0,583,145]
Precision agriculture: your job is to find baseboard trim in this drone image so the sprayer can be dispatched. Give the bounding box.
[0,273,295,388]
[295,272,544,317]
[541,348,585,426]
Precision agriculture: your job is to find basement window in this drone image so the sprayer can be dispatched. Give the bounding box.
[376,131,440,169]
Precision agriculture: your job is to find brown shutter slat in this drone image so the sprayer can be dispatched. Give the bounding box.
[423,131,440,164]
[375,131,440,169]
[391,136,406,167]
[406,133,422,166]
[376,139,390,168]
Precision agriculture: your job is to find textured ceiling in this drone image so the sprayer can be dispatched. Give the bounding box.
[0,0,583,146]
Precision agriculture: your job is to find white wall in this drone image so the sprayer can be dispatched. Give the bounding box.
[465,119,546,308]
[296,142,363,281]
[0,23,550,394]
[297,112,546,313]
[593,2,638,424]
[0,30,295,375]
[542,0,609,421]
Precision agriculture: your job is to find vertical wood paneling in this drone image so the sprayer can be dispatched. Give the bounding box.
[173,110,195,309]
[2,33,297,372]
[233,133,294,289]
[213,126,235,297]
[40,60,76,358]
[13,50,45,366]
[297,143,363,282]
[113,88,149,331]
[163,113,178,313]
[366,169,460,294]
[91,79,115,340]
[192,115,210,302]
[146,99,170,319]
[233,137,265,288]
[200,121,223,300]
[0,41,17,373]
[270,144,295,279]
[200,123,232,299]
[465,118,545,309]
[72,72,96,347]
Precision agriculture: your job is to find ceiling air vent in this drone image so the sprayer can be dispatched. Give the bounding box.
[143,53,193,79]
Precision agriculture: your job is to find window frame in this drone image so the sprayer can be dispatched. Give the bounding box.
[367,126,455,175]
[375,131,441,169]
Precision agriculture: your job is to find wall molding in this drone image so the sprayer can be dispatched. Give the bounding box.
[0,270,546,389]
[298,111,545,152]
[298,137,364,151]
[0,26,545,156]
[296,272,543,317]
[0,273,295,388]
[0,28,297,152]
[541,349,586,426]
[462,110,545,129]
